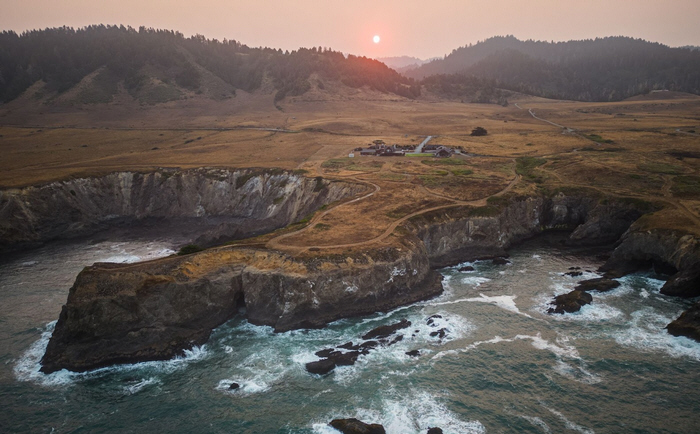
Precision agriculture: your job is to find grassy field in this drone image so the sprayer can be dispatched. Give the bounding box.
[1,87,699,248]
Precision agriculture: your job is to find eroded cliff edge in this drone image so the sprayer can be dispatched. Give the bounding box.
[0,167,366,252]
[40,187,697,374]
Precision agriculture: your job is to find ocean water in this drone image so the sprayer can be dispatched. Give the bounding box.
[1,235,700,433]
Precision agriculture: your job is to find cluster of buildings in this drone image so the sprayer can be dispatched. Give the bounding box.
[351,140,456,158]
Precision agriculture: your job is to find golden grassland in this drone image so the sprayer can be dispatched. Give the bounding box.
[1,88,699,250]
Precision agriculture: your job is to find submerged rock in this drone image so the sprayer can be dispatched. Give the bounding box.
[228,382,240,390]
[427,428,444,434]
[329,418,386,434]
[548,290,593,314]
[574,277,620,292]
[492,257,510,265]
[458,266,475,272]
[362,319,412,340]
[405,349,420,357]
[666,303,700,342]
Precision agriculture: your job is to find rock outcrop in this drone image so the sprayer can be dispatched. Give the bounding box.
[39,186,698,371]
[666,302,700,342]
[406,194,644,267]
[41,238,442,373]
[0,168,366,252]
[329,418,386,434]
[548,290,593,314]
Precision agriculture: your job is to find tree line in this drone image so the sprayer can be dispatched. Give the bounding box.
[0,25,420,103]
[406,35,700,102]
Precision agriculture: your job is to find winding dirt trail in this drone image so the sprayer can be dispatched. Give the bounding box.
[265,171,521,254]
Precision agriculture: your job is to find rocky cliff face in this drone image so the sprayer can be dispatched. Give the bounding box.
[0,168,366,252]
[406,194,645,267]
[39,190,684,372]
[40,239,442,373]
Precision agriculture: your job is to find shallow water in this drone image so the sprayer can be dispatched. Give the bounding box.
[2,236,700,433]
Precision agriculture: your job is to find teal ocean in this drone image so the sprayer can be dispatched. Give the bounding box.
[2,235,699,433]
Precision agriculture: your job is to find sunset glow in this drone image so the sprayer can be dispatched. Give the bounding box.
[373,35,380,44]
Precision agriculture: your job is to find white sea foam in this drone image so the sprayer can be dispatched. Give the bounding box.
[331,312,474,385]
[613,308,700,361]
[541,403,595,434]
[432,333,580,363]
[464,294,533,318]
[14,321,209,387]
[122,377,160,395]
[460,276,491,287]
[311,389,484,434]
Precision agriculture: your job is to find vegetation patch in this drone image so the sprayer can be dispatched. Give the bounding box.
[584,134,615,144]
[177,244,204,256]
[421,159,468,166]
[638,162,683,175]
[321,158,383,172]
[468,205,501,217]
[671,176,700,198]
[515,157,546,183]
[451,168,474,176]
[379,173,406,181]
[314,223,331,231]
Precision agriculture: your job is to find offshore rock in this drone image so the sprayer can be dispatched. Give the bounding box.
[329,418,386,434]
[548,290,593,314]
[361,319,411,340]
[574,278,621,293]
[666,302,700,342]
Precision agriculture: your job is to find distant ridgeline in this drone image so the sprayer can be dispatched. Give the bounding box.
[0,25,420,103]
[407,35,700,102]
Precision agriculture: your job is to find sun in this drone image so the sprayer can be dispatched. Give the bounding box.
[373,35,380,44]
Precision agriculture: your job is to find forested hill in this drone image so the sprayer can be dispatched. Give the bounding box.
[406,36,700,101]
[0,25,420,104]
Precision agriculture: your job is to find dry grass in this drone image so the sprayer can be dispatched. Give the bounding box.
[1,89,699,250]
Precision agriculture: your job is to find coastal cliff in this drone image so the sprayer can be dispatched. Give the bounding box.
[34,183,700,372]
[40,238,442,373]
[0,168,366,252]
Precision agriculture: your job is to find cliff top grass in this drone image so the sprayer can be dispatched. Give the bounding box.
[1,90,699,252]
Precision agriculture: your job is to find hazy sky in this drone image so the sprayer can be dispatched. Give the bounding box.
[2,0,699,59]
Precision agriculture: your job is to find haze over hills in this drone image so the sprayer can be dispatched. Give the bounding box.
[376,56,437,74]
[0,25,420,106]
[2,27,700,110]
[407,35,700,101]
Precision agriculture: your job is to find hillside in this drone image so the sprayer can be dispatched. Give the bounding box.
[0,26,421,106]
[406,36,700,101]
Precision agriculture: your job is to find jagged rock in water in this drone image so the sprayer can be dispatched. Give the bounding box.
[426,314,442,326]
[306,359,336,375]
[427,428,444,434]
[458,266,475,272]
[406,349,420,357]
[666,303,700,342]
[548,290,593,314]
[565,271,583,277]
[362,319,411,340]
[660,268,700,298]
[228,383,240,390]
[429,328,448,339]
[574,277,620,292]
[329,418,386,434]
[492,257,510,265]
[315,348,335,358]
